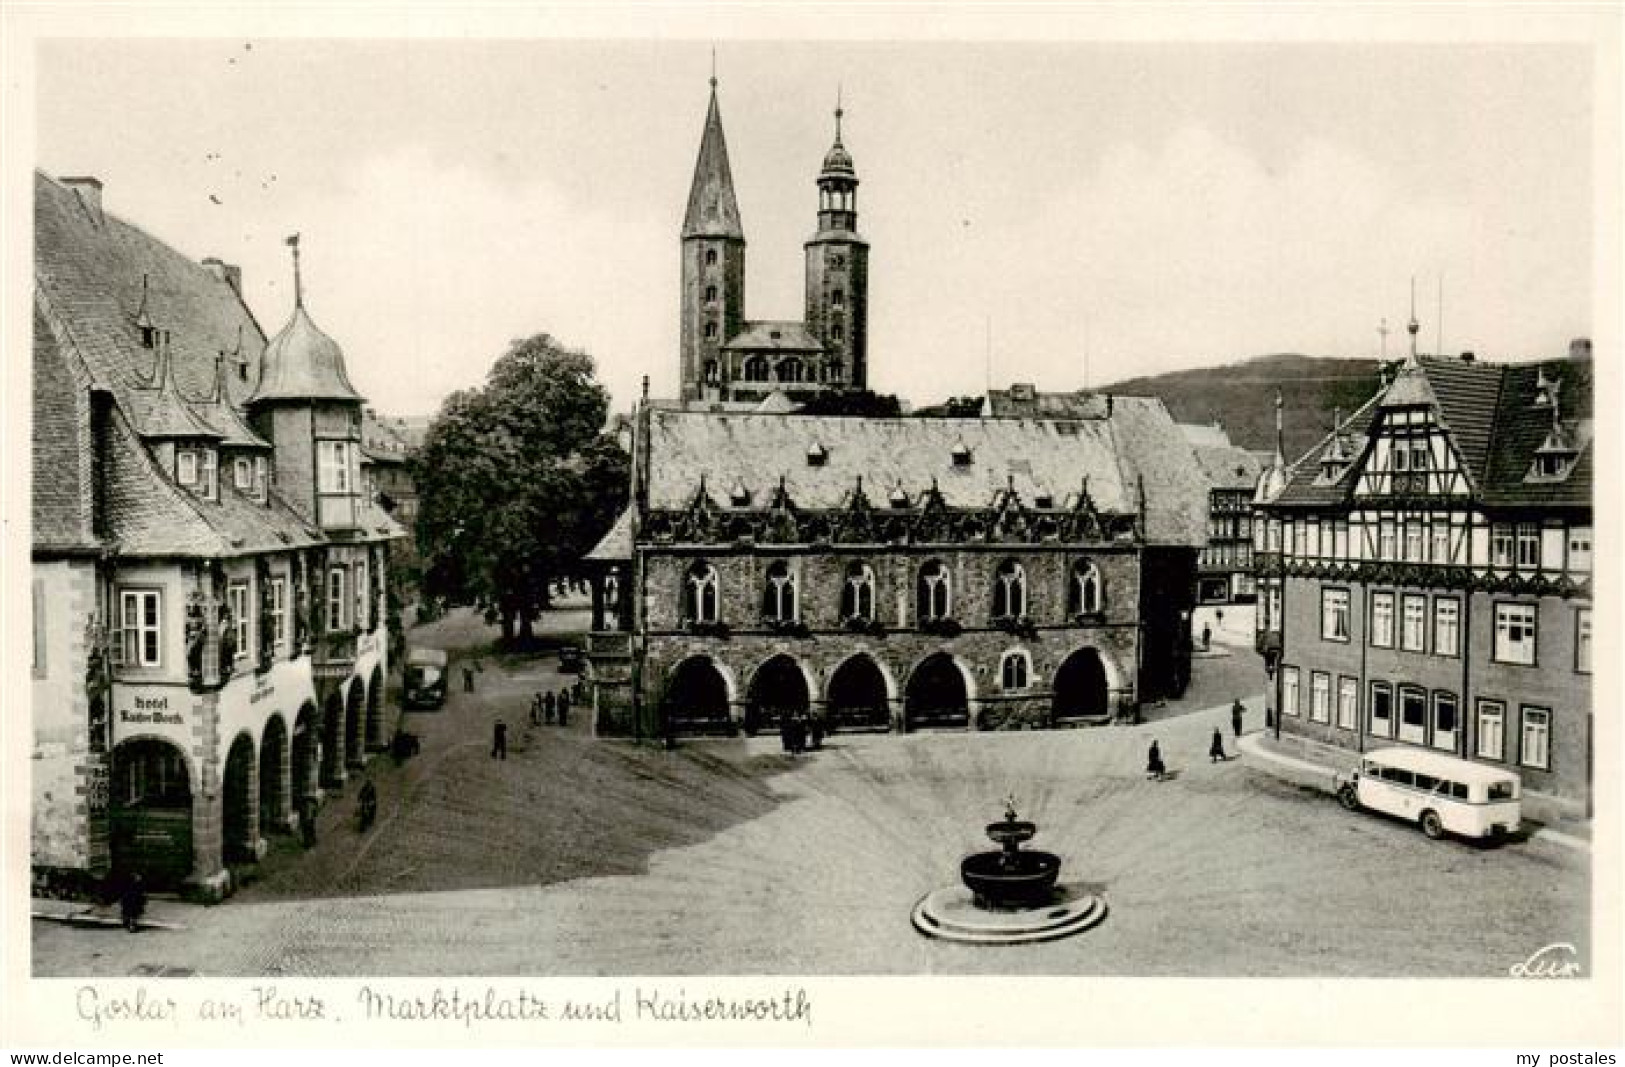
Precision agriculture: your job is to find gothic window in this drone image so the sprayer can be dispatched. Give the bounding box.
[762,561,797,622]
[831,324,845,343]
[841,563,876,621]
[684,562,720,624]
[1069,560,1103,616]
[744,356,769,382]
[777,358,806,383]
[1000,650,1031,691]
[916,560,951,622]
[993,559,1027,619]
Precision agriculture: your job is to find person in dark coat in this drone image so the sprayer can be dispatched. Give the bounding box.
[1201,624,1211,651]
[299,795,319,847]
[787,713,808,756]
[558,689,572,725]
[1231,698,1245,738]
[1209,728,1227,763]
[357,780,378,830]
[779,713,795,755]
[543,691,556,724]
[463,665,475,693]
[492,719,507,759]
[119,872,146,932]
[808,715,825,751]
[1146,740,1166,781]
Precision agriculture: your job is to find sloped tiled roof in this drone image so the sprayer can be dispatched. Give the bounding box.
[643,400,1207,546]
[193,356,273,449]
[985,388,1113,421]
[723,320,824,353]
[34,172,268,410]
[32,303,99,553]
[586,507,634,562]
[250,303,363,403]
[1270,353,1591,511]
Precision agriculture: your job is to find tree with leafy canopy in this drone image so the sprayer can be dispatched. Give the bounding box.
[413,334,629,645]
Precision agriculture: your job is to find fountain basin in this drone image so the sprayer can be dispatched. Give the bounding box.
[960,849,1062,909]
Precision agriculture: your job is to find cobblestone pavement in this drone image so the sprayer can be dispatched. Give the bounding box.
[32,610,1587,978]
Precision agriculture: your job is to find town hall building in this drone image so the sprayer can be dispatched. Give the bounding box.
[586,82,1209,741]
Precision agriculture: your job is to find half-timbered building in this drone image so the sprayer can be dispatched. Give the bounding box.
[1253,343,1593,816]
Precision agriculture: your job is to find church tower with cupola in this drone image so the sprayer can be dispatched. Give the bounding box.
[804,97,869,392]
[679,76,747,404]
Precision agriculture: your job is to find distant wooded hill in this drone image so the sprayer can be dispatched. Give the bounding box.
[1102,353,1383,461]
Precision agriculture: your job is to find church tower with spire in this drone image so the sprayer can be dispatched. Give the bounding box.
[679,75,747,403]
[804,95,869,391]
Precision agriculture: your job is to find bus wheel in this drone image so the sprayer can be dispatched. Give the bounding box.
[1337,785,1360,812]
[1420,809,1444,840]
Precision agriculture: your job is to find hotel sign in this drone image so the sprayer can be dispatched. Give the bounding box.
[112,684,194,746]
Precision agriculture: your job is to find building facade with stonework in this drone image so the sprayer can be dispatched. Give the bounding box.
[1253,343,1593,817]
[32,171,403,900]
[586,86,1207,741]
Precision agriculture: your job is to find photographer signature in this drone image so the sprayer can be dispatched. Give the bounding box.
[1509,942,1582,978]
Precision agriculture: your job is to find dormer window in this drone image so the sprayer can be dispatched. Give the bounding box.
[951,441,973,467]
[806,442,828,467]
[139,324,157,349]
[234,456,253,491]
[729,481,751,507]
[889,483,910,509]
[177,450,198,486]
[199,448,218,501]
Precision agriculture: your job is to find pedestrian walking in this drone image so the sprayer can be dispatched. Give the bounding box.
[530,693,541,726]
[809,715,825,751]
[558,689,572,725]
[1201,624,1211,651]
[118,871,146,933]
[299,795,318,848]
[1209,728,1227,763]
[357,780,378,831]
[492,719,507,759]
[779,712,794,755]
[544,691,556,724]
[1146,740,1166,781]
[787,713,808,756]
[463,665,475,693]
[1231,698,1245,739]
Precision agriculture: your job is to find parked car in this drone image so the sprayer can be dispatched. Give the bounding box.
[557,645,584,674]
[403,647,449,709]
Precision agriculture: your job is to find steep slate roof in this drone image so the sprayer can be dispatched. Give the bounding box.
[642,400,1207,546]
[585,507,634,562]
[681,87,744,241]
[33,303,100,553]
[985,388,1114,421]
[722,321,824,353]
[1270,353,1592,511]
[193,355,273,449]
[1178,423,1267,491]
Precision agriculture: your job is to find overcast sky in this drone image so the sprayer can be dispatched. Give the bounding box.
[36,37,1595,417]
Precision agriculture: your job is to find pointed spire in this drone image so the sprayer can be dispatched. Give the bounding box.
[1273,388,1285,465]
[835,84,844,144]
[1407,275,1420,362]
[682,76,744,240]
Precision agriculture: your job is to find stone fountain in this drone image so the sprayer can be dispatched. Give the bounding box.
[911,797,1106,944]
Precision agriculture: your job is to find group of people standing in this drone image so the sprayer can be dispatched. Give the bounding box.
[1146,698,1247,782]
[778,711,825,756]
[529,681,581,728]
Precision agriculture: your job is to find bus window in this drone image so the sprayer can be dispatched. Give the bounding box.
[1488,782,1515,802]
[1414,773,1437,792]
[1449,782,1468,800]
[1383,767,1414,786]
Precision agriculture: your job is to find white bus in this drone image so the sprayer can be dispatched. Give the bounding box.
[1334,747,1521,841]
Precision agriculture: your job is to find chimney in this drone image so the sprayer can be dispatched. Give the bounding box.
[1569,337,1592,360]
[1011,382,1036,402]
[1460,351,1475,362]
[60,176,104,226]
[201,257,244,295]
